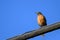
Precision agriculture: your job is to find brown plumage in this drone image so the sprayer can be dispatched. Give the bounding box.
[37,12,47,36]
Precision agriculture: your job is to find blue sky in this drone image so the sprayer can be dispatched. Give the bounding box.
[0,0,60,40]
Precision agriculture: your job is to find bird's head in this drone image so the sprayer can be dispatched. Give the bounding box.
[36,12,42,15]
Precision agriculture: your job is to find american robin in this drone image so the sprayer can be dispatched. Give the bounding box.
[36,12,47,36]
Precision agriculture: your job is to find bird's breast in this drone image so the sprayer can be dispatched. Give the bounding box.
[37,15,45,25]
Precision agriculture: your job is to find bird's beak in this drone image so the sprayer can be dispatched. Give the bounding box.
[35,12,38,14]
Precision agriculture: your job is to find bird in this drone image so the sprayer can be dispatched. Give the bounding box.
[36,12,47,36]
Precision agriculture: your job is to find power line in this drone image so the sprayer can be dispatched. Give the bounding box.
[7,22,60,40]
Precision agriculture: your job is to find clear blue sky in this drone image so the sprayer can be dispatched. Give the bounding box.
[0,0,60,40]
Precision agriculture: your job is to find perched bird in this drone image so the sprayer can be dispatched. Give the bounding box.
[36,12,47,36]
